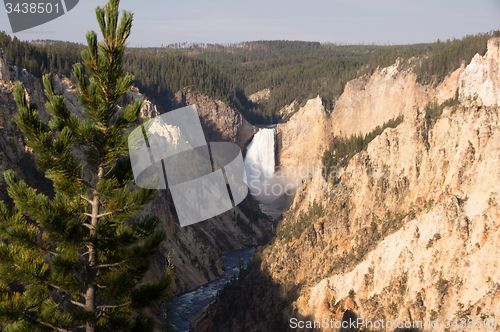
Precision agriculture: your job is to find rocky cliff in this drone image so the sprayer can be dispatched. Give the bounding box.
[0,53,270,299]
[0,51,54,204]
[275,54,465,209]
[197,38,500,332]
[171,88,256,151]
[278,103,500,332]
[460,38,500,107]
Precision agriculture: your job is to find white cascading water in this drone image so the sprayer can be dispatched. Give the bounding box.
[244,128,278,204]
[245,128,275,180]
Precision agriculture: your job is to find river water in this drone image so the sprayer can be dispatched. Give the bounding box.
[170,247,256,332]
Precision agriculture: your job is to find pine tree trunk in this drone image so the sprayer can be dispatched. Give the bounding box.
[86,166,103,332]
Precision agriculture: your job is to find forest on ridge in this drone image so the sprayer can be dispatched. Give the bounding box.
[0,30,499,124]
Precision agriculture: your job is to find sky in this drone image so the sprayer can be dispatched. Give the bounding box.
[0,0,499,47]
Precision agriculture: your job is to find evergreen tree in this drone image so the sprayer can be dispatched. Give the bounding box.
[0,1,172,331]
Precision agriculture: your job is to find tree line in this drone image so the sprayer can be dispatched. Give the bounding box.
[0,31,498,124]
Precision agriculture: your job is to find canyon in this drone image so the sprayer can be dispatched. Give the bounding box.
[1,36,500,332]
[197,37,500,331]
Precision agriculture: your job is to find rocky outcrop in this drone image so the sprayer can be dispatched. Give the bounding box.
[278,100,298,119]
[460,37,500,106]
[0,49,10,84]
[277,96,329,179]
[0,52,53,202]
[278,102,500,331]
[171,88,256,150]
[248,88,271,103]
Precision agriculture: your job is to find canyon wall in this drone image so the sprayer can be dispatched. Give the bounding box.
[279,37,500,331]
[276,51,469,207]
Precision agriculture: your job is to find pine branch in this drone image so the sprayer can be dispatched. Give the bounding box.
[21,313,72,332]
[97,301,131,310]
[79,178,96,192]
[96,236,126,241]
[79,194,94,205]
[7,230,58,257]
[83,203,137,219]
[13,96,95,193]
[96,203,137,218]
[70,300,86,308]
[81,223,95,230]
[46,282,85,298]
[73,271,86,285]
[43,249,59,256]
[16,108,72,172]
[95,261,125,268]
[12,260,84,298]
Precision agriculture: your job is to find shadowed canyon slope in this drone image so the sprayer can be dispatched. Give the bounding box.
[197,38,500,332]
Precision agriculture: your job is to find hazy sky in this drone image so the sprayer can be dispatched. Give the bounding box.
[1,0,499,47]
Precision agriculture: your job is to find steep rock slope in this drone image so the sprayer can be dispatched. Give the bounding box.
[277,95,329,181]
[171,88,256,151]
[280,103,500,331]
[0,52,54,203]
[460,37,500,107]
[276,54,464,207]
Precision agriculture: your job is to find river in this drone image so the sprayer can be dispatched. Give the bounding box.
[169,247,256,332]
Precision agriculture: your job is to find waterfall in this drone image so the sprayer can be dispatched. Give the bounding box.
[244,128,275,181]
[244,128,297,218]
[244,128,278,204]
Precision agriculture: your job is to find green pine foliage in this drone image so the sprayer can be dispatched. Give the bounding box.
[0,33,84,78]
[424,89,460,125]
[322,115,404,178]
[414,34,498,85]
[122,51,248,118]
[0,1,172,331]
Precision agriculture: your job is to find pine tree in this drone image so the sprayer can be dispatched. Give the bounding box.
[0,1,172,331]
